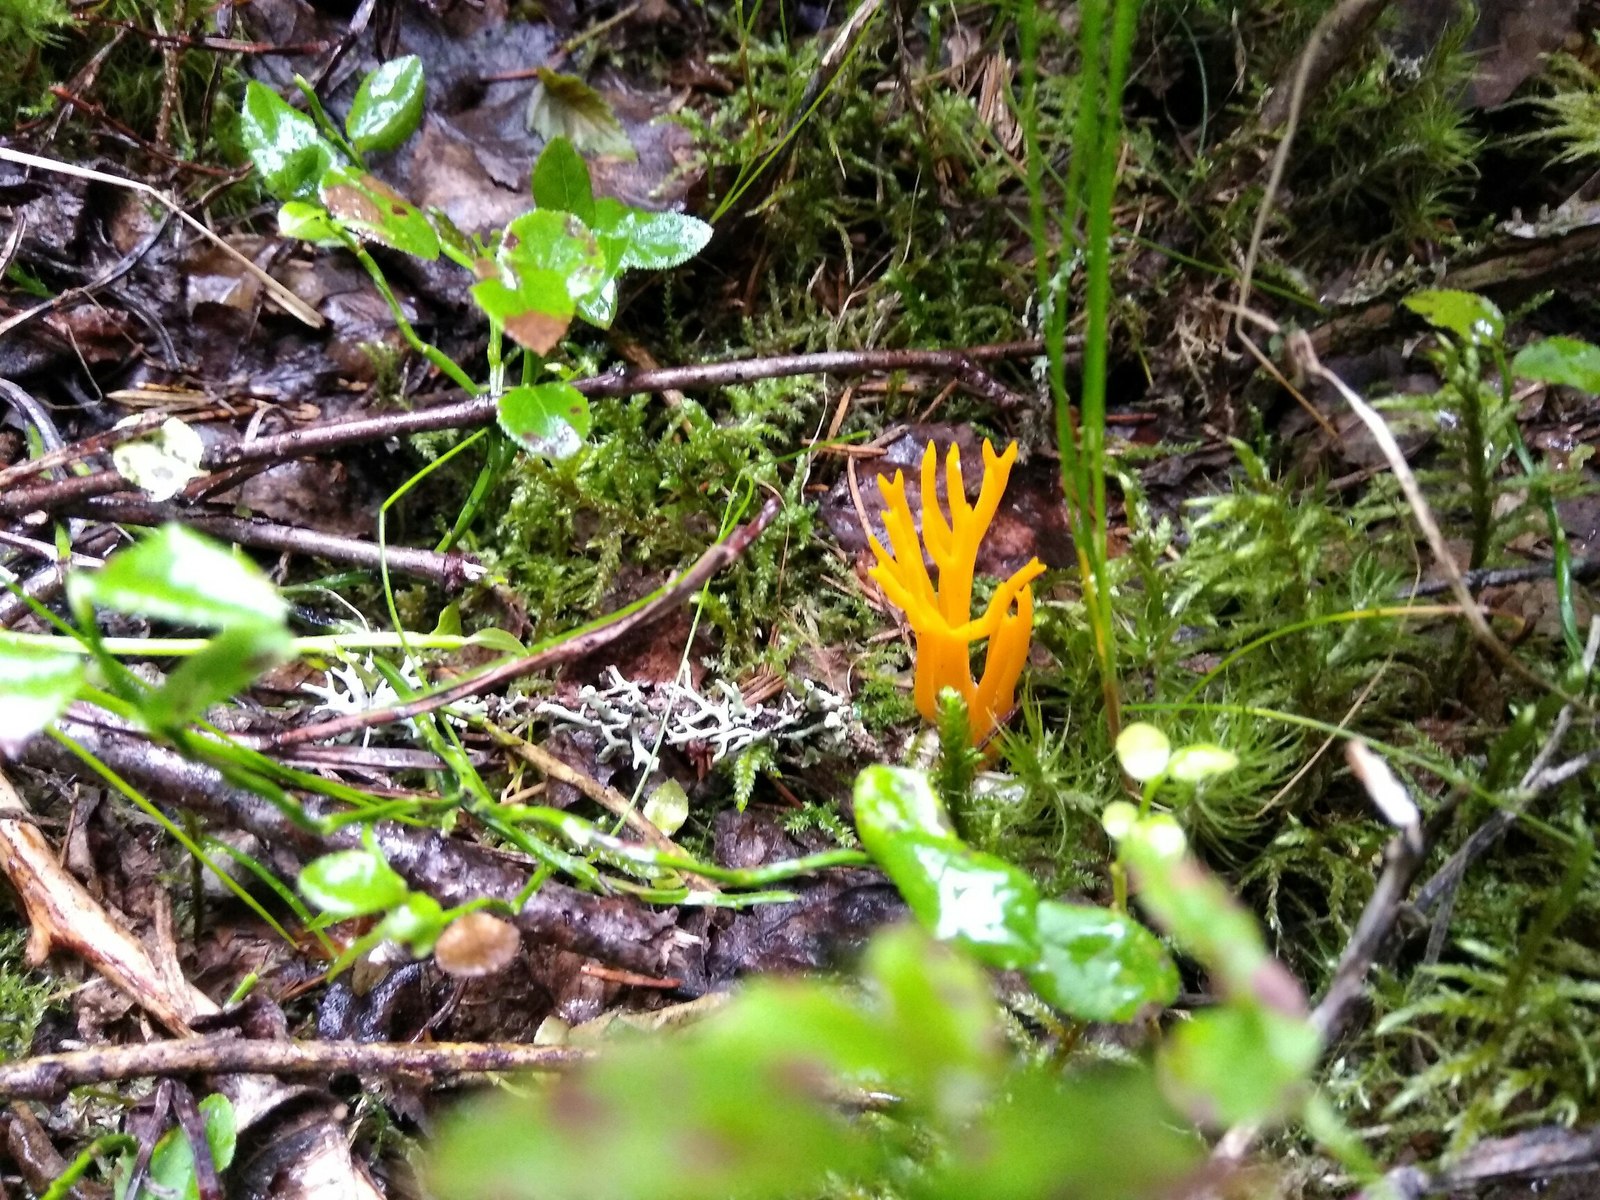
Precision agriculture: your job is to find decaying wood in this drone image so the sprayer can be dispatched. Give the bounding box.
[23,721,693,979]
[0,768,383,1199]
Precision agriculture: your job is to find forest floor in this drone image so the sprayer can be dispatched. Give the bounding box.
[5,0,1600,1196]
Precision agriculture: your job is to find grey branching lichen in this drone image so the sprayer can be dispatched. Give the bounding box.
[529,667,857,774]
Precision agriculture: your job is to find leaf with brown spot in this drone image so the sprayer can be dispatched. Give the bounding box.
[318,166,440,260]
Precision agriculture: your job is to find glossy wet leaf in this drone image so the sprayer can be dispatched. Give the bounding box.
[111,416,204,502]
[278,200,345,246]
[501,209,605,298]
[0,637,85,756]
[1402,288,1504,347]
[241,81,336,202]
[474,211,604,351]
[531,135,594,224]
[347,55,425,154]
[1025,900,1178,1022]
[1115,721,1171,781]
[299,847,410,918]
[70,526,288,631]
[144,624,294,733]
[576,275,619,328]
[590,196,712,271]
[1512,336,1600,394]
[1158,1005,1319,1127]
[526,68,635,160]
[496,382,591,459]
[873,831,1040,969]
[852,764,959,851]
[116,1093,235,1200]
[320,165,439,260]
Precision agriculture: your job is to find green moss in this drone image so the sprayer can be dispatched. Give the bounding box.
[0,929,62,1061]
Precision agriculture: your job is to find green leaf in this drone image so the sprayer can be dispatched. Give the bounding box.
[346,55,425,154]
[240,81,336,202]
[1024,900,1178,1023]
[590,197,712,271]
[468,627,527,654]
[575,276,618,329]
[496,382,591,459]
[526,68,635,160]
[1158,1005,1320,1127]
[111,416,204,502]
[531,136,595,224]
[1119,815,1308,1013]
[1167,743,1238,783]
[642,780,689,836]
[429,995,882,1200]
[855,770,1040,968]
[1512,336,1600,394]
[852,764,959,850]
[873,831,1040,969]
[502,209,606,298]
[69,526,288,631]
[473,211,604,352]
[1402,288,1504,347]
[378,890,447,955]
[1115,721,1171,781]
[319,165,440,260]
[298,847,410,918]
[145,625,294,733]
[862,926,1005,1118]
[117,1093,236,1200]
[471,273,575,354]
[572,196,713,329]
[278,200,345,245]
[0,636,86,756]
[922,1067,1199,1200]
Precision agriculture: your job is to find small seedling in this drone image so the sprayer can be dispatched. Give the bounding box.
[240,61,712,459]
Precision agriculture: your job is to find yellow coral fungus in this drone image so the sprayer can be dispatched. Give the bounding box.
[868,439,1045,745]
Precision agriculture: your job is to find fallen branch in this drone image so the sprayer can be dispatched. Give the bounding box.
[0,768,381,1198]
[0,1035,590,1102]
[66,500,485,590]
[25,720,691,979]
[0,342,1051,517]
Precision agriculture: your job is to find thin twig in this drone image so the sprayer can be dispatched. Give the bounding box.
[262,498,782,749]
[487,730,720,892]
[1413,618,1600,947]
[0,147,321,330]
[0,342,1052,519]
[65,500,485,590]
[0,1035,589,1101]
